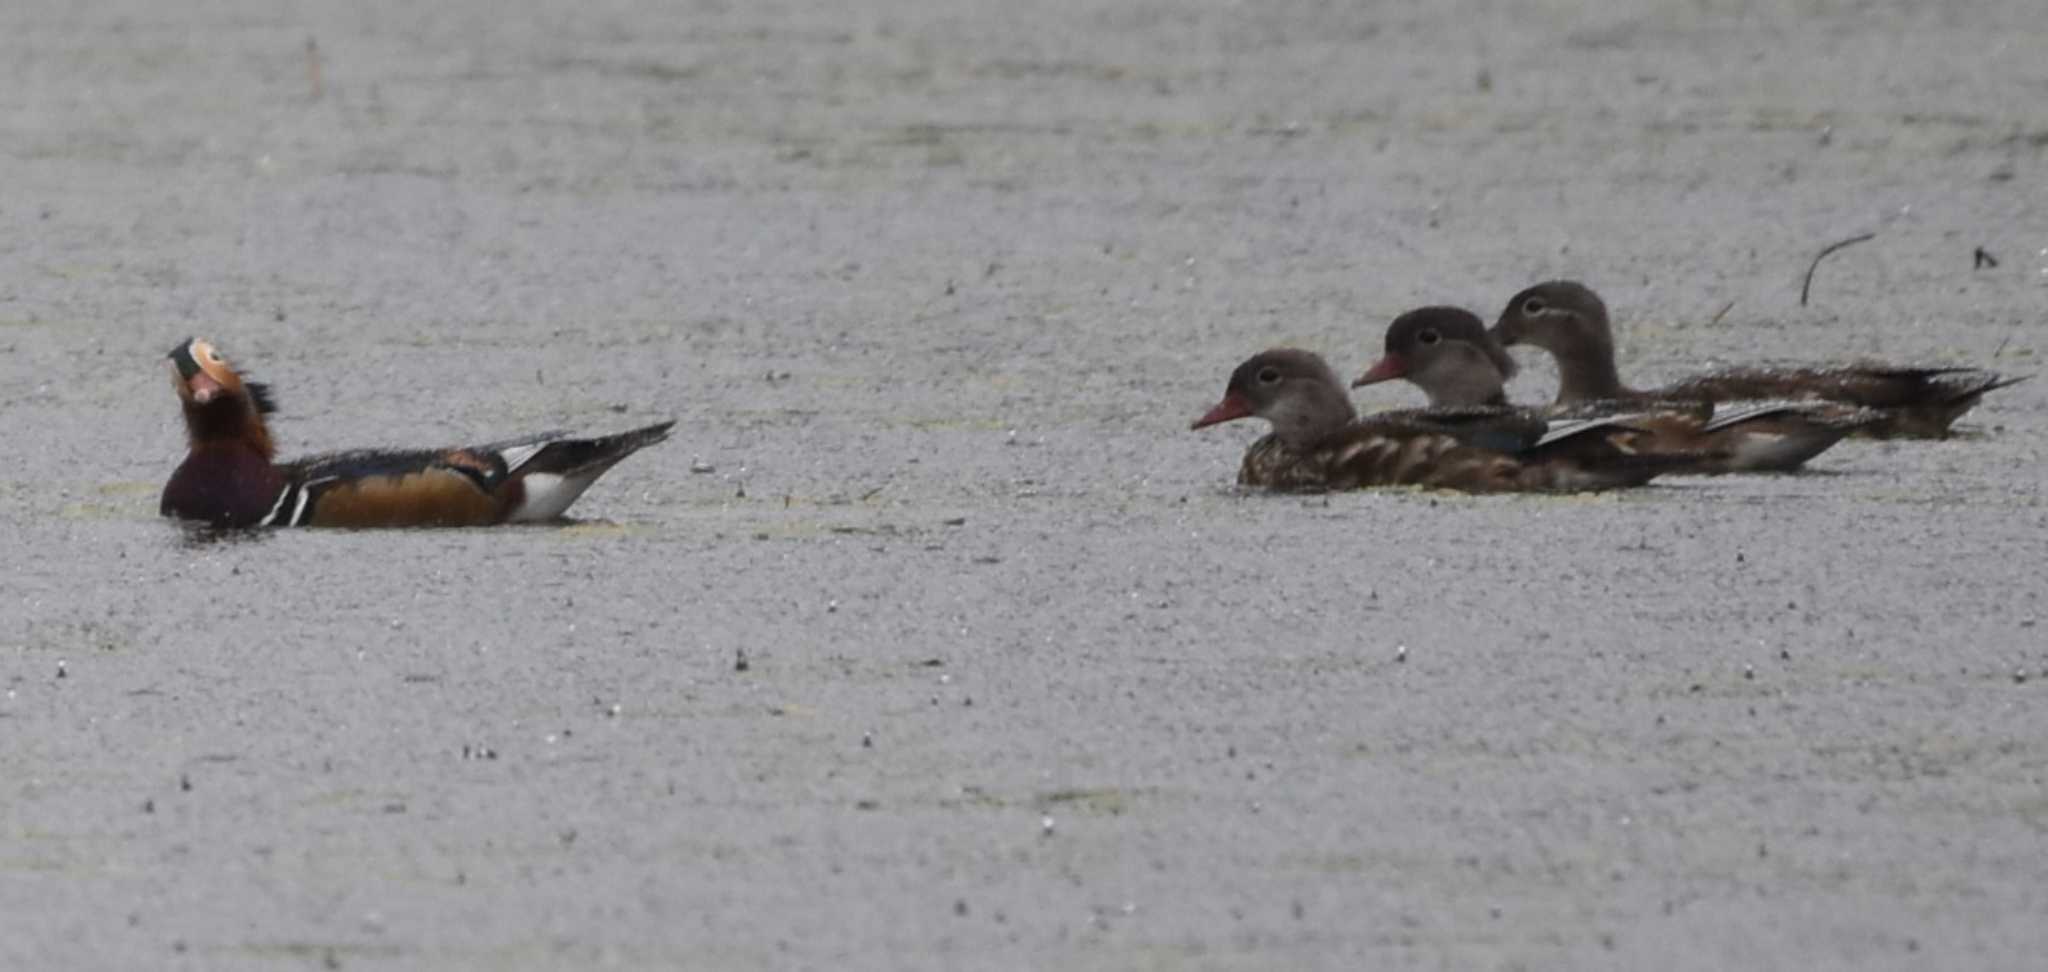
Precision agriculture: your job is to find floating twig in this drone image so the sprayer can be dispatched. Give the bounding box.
[1709,301,1736,325]
[1799,232,1876,307]
[1974,246,1999,269]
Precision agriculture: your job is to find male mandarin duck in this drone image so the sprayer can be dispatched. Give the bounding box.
[161,338,674,528]
[1354,306,1878,474]
[1489,281,2027,439]
[1191,348,1687,493]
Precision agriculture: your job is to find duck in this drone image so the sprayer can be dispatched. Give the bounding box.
[1353,306,1879,473]
[1191,348,1686,493]
[160,337,674,528]
[1489,280,2027,438]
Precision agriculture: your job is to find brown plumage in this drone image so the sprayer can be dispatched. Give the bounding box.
[1194,348,1684,493]
[296,464,506,528]
[1355,306,1877,473]
[1491,281,2028,438]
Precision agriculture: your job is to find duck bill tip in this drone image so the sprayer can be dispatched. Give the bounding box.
[1191,393,1252,430]
[1351,355,1407,388]
[186,371,224,404]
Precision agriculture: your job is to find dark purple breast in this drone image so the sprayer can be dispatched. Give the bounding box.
[161,446,287,528]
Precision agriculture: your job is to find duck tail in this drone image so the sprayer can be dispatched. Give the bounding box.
[1940,370,2030,403]
[518,421,676,477]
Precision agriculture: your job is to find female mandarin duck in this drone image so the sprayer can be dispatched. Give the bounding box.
[1353,306,1878,473]
[1191,348,1685,493]
[161,338,673,528]
[1490,281,2026,439]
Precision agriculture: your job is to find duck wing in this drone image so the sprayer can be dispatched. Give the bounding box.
[269,421,676,527]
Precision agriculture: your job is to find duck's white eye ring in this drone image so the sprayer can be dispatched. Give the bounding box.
[1256,367,1281,384]
[1521,297,1546,315]
[1417,329,1441,345]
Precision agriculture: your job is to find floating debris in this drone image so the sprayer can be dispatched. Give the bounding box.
[1799,232,1878,307]
[305,37,322,100]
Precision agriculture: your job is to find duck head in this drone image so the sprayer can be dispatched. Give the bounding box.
[168,338,276,457]
[1351,306,1516,407]
[1490,281,1612,356]
[1192,348,1358,448]
[1490,281,1628,401]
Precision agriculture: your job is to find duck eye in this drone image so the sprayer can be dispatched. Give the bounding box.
[1256,367,1281,384]
[1521,297,1546,315]
[1417,329,1441,346]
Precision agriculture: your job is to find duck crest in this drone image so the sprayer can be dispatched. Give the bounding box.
[247,382,277,415]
